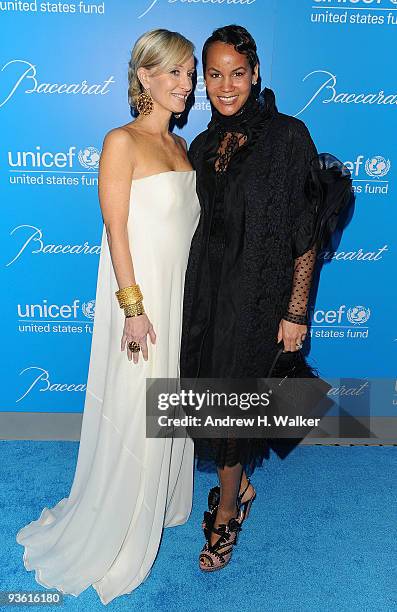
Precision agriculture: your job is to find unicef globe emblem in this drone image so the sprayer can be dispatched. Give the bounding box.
[365,156,390,178]
[82,300,96,320]
[347,306,370,326]
[78,147,100,170]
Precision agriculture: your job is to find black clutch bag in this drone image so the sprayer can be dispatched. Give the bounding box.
[263,345,333,439]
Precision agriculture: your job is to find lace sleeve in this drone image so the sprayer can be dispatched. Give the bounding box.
[283,122,353,326]
[283,246,316,325]
[284,120,318,326]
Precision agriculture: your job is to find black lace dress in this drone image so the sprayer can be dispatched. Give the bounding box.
[181,89,352,474]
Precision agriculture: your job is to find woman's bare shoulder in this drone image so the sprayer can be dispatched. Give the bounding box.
[100,124,141,170]
[102,123,139,149]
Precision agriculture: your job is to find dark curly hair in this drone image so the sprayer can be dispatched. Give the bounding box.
[202,24,259,74]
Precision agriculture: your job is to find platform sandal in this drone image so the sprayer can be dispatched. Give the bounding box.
[237,478,256,523]
[199,508,242,572]
[205,478,256,523]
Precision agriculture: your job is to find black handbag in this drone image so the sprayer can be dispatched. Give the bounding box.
[263,345,334,439]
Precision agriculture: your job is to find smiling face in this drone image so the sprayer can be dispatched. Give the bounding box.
[204,41,258,116]
[138,55,195,115]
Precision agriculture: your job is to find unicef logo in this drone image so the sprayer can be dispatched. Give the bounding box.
[78,147,100,170]
[82,300,96,319]
[347,306,371,326]
[365,156,391,178]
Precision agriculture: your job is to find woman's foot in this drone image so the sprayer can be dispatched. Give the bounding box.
[209,507,238,547]
[206,478,256,520]
[199,507,242,572]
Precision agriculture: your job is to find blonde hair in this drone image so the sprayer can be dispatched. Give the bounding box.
[128,29,195,107]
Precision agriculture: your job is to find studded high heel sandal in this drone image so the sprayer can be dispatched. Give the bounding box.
[201,486,220,531]
[199,508,242,572]
[237,478,256,523]
[205,478,256,524]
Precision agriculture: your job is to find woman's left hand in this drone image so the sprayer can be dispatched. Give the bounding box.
[277,319,307,352]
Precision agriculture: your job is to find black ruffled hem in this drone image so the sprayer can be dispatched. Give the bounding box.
[194,438,269,476]
[194,437,305,476]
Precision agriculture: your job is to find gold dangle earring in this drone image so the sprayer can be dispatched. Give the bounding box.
[136,89,154,116]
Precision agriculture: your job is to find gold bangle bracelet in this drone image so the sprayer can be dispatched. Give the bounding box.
[115,284,143,308]
[124,301,145,318]
[116,286,143,305]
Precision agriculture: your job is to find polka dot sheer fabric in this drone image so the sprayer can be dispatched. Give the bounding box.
[283,246,316,325]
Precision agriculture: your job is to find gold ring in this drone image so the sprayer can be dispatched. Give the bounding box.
[128,341,140,353]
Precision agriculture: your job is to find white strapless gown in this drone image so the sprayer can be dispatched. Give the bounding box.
[16,171,200,605]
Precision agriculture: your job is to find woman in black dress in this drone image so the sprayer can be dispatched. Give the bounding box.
[180,25,351,571]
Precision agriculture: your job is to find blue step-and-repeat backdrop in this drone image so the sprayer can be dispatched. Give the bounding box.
[1,0,396,416]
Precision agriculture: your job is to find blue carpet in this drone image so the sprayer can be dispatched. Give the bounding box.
[1,441,396,612]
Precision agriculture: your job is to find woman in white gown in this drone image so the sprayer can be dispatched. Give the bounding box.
[16,29,200,605]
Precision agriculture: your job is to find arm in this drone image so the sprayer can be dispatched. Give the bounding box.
[98,128,156,363]
[278,248,316,352]
[283,246,317,326]
[285,121,319,326]
[98,128,136,289]
[278,120,318,351]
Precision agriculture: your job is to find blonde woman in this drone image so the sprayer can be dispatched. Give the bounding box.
[16,29,199,604]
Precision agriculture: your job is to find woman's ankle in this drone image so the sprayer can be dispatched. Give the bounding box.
[216,506,239,522]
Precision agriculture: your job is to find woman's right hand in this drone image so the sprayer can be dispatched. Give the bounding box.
[121,314,156,364]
